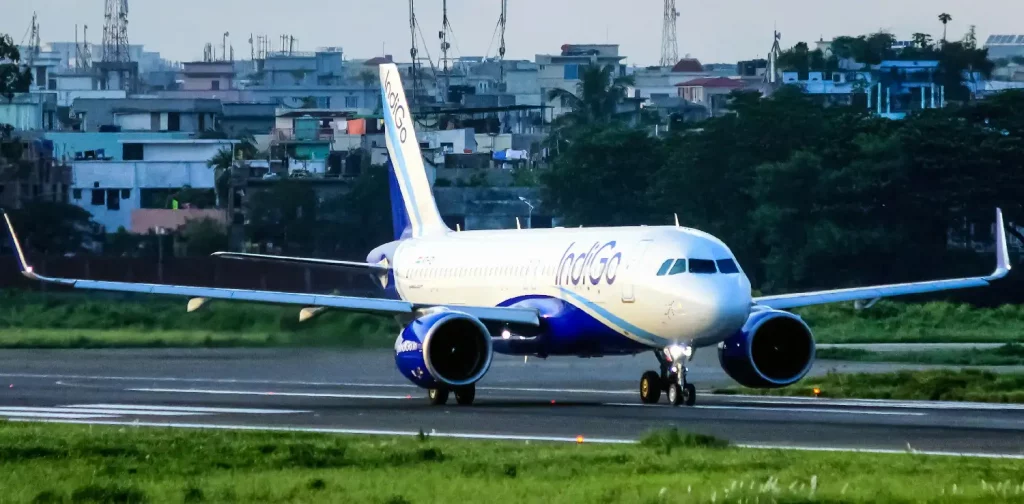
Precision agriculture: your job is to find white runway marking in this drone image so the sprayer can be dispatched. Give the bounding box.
[0,410,117,419]
[604,403,928,416]
[0,406,206,417]
[66,404,310,415]
[10,418,1024,459]
[722,395,1024,411]
[126,388,411,400]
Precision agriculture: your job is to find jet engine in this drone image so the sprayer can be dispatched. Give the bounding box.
[394,309,493,389]
[717,307,816,388]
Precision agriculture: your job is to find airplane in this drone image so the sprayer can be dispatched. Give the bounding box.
[2,63,1011,407]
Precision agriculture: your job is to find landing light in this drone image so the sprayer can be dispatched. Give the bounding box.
[667,344,692,361]
[501,329,511,340]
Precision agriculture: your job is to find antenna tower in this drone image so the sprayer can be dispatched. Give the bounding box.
[498,0,507,89]
[440,0,452,100]
[659,0,679,67]
[26,12,41,68]
[102,0,131,63]
[409,0,419,106]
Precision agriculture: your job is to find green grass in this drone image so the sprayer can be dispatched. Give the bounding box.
[715,369,1024,403]
[0,290,397,349]
[798,301,1024,344]
[0,422,1022,503]
[817,344,1024,366]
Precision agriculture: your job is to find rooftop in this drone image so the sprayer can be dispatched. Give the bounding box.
[677,77,745,88]
[117,139,240,145]
[671,58,704,73]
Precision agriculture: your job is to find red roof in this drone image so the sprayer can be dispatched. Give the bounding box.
[671,58,704,73]
[676,77,744,88]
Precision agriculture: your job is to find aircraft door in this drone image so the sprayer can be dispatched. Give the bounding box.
[621,239,653,303]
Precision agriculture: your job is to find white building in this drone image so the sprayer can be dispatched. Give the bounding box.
[69,139,237,232]
[536,44,627,120]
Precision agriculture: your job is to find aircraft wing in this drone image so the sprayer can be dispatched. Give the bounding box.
[2,213,539,327]
[211,252,390,274]
[754,209,1011,310]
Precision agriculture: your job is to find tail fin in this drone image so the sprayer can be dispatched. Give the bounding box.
[387,158,412,241]
[379,63,449,238]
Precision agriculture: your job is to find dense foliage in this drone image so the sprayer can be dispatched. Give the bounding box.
[542,81,1024,295]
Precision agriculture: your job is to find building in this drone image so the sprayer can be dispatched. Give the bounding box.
[0,135,71,209]
[221,103,277,137]
[71,98,223,133]
[536,44,627,120]
[0,93,57,131]
[676,77,746,117]
[632,58,714,99]
[245,49,376,110]
[985,35,1024,60]
[69,139,236,232]
[45,131,194,162]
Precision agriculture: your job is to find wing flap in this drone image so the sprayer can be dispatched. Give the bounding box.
[755,209,1011,310]
[211,252,389,273]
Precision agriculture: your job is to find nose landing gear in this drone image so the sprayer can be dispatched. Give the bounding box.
[638,347,696,407]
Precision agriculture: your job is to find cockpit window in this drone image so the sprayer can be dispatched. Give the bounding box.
[716,259,740,274]
[689,259,717,274]
[656,259,673,276]
[668,259,688,275]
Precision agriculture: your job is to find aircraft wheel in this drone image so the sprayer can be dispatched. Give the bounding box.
[683,383,696,406]
[667,383,683,407]
[640,371,662,404]
[454,384,476,406]
[428,387,449,406]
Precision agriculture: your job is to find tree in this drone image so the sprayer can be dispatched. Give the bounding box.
[178,217,228,257]
[7,202,98,255]
[911,32,934,49]
[0,34,33,103]
[318,164,393,259]
[207,136,258,205]
[245,181,319,254]
[547,64,635,125]
[938,13,953,42]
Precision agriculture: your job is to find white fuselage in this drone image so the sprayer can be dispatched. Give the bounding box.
[390,225,753,350]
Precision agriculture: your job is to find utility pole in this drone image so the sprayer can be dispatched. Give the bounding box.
[659,0,679,67]
[222,32,229,62]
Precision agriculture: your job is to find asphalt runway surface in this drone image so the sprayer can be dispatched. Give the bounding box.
[0,348,1021,457]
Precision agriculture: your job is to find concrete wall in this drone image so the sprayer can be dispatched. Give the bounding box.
[116,113,153,131]
[434,187,544,231]
[72,161,216,190]
[45,132,192,161]
[0,102,43,130]
[131,208,228,233]
[141,142,234,162]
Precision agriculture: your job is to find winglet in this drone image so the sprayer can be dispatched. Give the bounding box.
[2,211,39,281]
[989,207,1011,281]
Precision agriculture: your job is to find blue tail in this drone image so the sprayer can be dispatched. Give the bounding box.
[388,158,412,241]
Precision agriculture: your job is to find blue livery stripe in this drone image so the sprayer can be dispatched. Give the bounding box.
[558,288,664,343]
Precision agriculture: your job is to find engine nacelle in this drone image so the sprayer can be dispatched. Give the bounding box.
[718,308,816,388]
[394,309,493,389]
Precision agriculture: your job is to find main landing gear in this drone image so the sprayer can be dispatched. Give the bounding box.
[639,346,696,407]
[427,384,476,406]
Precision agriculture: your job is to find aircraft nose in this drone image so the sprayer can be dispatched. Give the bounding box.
[685,279,751,340]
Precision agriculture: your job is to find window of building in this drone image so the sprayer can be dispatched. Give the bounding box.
[656,259,673,276]
[212,80,220,90]
[123,143,144,161]
[91,189,105,206]
[321,97,335,108]
[198,113,206,131]
[121,189,131,199]
[716,259,740,274]
[344,96,358,108]
[106,189,120,210]
[689,259,717,274]
[563,64,580,80]
[669,259,688,275]
[47,78,57,90]
[167,112,181,131]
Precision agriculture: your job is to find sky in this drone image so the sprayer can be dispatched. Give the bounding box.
[3,1,1023,66]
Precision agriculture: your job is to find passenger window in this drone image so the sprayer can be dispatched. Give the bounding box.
[668,259,688,275]
[717,259,740,274]
[689,259,717,274]
[656,259,673,276]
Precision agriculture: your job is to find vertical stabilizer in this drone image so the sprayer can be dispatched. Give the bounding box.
[379,64,449,238]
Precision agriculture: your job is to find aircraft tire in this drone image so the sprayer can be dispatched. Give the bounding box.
[454,384,476,405]
[640,371,662,404]
[428,387,450,406]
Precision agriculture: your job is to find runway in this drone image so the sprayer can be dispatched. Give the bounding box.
[0,348,1021,457]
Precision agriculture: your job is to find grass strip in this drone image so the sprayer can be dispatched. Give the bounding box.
[714,369,1024,403]
[817,344,1024,366]
[0,422,1022,503]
